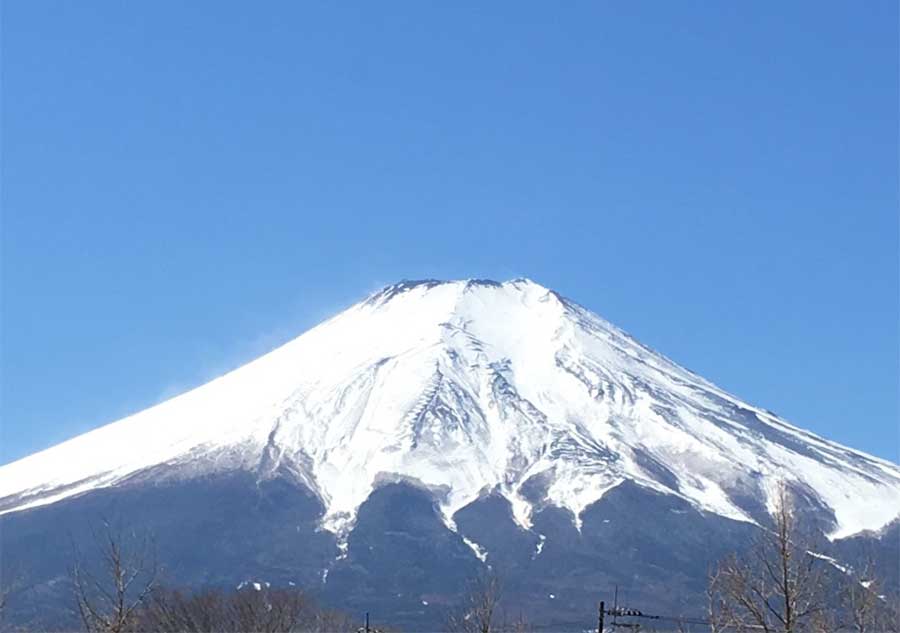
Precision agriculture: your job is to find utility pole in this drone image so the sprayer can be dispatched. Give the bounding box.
[598,600,605,633]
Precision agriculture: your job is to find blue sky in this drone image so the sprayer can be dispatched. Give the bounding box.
[2,2,897,463]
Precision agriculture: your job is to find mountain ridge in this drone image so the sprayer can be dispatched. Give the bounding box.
[1,278,898,544]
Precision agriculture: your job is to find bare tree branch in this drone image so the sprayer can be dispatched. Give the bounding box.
[70,518,158,633]
[709,481,831,633]
[446,571,504,633]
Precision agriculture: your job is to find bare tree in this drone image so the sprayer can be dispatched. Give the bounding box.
[447,572,503,633]
[70,519,159,633]
[879,595,900,633]
[709,482,828,633]
[309,606,356,633]
[140,585,355,632]
[839,556,881,633]
[504,610,532,633]
[140,587,224,632]
[708,565,737,633]
[834,554,900,633]
[809,604,838,633]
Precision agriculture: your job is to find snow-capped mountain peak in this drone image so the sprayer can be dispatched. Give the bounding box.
[2,278,898,541]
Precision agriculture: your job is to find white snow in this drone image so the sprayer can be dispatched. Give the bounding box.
[462,537,488,563]
[532,533,546,559]
[0,278,898,542]
[808,551,849,574]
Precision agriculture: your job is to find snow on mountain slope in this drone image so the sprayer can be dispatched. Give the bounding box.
[1,279,898,540]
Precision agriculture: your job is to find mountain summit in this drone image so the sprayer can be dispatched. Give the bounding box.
[2,278,898,541]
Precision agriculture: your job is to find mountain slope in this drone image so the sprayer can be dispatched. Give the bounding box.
[2,278,898,543]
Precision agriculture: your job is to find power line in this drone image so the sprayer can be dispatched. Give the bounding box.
[599,600,769,631]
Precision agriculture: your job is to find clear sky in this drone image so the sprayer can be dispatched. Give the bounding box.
[2,2,897,464]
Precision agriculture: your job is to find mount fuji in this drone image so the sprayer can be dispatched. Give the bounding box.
[2,279,898,629]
